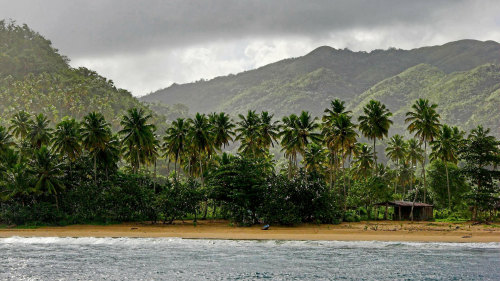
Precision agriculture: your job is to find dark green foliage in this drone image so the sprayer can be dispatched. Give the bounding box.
[155,179,202,224]
[427,160,469,210]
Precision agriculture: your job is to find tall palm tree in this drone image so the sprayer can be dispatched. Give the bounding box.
[28,113,53,149]
[430,125,461,210]
[280,114,300,176]
[235,110,262,157]
[209,112,235,150]
[323,99,351,125]
[97,134,121,180]
[81,112,111,181]
[9,110,32,141]
[405,99,440,203]
[52,118,82,165]
[295,111,322,157]
[385,134,407,194]
[30,146,64,210]
[119,108,156,173]
[358,100,393,171]
[406,138,423,195]
[189,113,213,185]
[164,118,191,177]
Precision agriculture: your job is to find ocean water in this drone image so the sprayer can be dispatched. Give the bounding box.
[0,237,499,280]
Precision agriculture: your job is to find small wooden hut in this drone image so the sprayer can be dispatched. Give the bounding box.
[374,201,433,221]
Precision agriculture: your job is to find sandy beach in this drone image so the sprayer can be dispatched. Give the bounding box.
[1,220,499,242]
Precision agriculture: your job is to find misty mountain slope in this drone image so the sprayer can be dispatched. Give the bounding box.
[142,39,500,117]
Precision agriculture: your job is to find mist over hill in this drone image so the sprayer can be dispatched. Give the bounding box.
[142,39,500,136]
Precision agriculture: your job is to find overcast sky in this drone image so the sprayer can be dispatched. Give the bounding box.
[2,0,500,96]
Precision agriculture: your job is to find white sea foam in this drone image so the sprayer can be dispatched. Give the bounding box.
[0,236,498,249]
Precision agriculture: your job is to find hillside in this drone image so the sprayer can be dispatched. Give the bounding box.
[0,21,170,130]
[142,40,500,114]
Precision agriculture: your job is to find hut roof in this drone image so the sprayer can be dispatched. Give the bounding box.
[374,201,433,207]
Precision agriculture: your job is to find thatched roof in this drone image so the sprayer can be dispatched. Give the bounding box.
[374,201,433,207]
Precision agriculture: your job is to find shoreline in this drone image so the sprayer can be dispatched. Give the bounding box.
[1,220,499,243]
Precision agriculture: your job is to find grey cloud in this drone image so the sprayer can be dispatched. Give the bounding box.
[0,0,478,57]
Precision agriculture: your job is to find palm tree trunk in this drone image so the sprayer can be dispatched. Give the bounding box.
[94,153,97,183]
[153,160,157,193]
[423,141,427,203]
[445,161,451,210]
[373,138,377,173]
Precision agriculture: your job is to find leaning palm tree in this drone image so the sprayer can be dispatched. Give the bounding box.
[81,112,111,181]
[30,146,64,210]
[358,100,393,171]
[164,118,191,177]
[119,108,156,173]
[52,118,82,166]
[209,112,235,150]
[9,110,32,141]
[430,125,461,210]
[28,113,53,149]
[405,99,440,203]
[385,134,407,194]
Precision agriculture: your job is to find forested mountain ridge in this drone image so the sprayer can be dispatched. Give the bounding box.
[142,39,500,136]
[0,21,169,130]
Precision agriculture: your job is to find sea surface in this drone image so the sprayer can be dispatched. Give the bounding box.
[0,237,499,280]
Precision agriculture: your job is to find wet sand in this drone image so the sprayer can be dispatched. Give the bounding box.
[1,220,499,242]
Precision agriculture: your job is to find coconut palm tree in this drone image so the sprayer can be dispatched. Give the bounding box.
[81,112,111,181]
[351,143,374,179]
[119,108,156,173]
[0,126,15,155]
[280,114,300,176]
[430,125,461,210]
[406,138,423,193]
[385,134,407,194]
[303,143,326,175]
[236,110,262,157]
[358,100,393,171]
[209,112,235,150]
[30,146,64,210]
[323,99,351,125]
[164,118,191,177]
[52,118,82,166]
[97,134,121,181]
[189,113,213,185]
[257,111,280,151]
[9,110,32,141]
[28,113,53,149]
[294,111,322,157]
[405,99,440,203]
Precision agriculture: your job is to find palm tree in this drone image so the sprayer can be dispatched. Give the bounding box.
[280,114,300,176]
[52,118,82,166]
[303,143,326,175]
[406,138,423,195]
[209,112,235,150]
[351,143,374,179]
[295,111,322,157]
[9,110,32,141]
[164,118,191,177]
[0,126,15,155]
[323,99,351,125]
[430,125,461,210]
[257,111,280,151]
[358,100,393,171]
[97,134,121,180]
[235,110,261,157]
[385,134,407,194]
[189,113,213,185]
[81,112,111,181]
[30,146,64,210]
[119,108,156,173]
[28,113,53,149]
[405,99,440,203]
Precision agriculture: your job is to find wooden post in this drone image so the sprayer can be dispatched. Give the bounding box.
[398,206,401,221]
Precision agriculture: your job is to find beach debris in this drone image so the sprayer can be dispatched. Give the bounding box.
[262,224,270,230]
[462,235,472,238]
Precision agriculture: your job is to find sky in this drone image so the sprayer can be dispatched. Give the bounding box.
[1,0,500,96]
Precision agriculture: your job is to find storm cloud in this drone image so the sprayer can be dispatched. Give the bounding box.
[1,0,499,95]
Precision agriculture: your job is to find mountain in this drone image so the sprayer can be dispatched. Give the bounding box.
[0,21,175,131]
[142,39,500,136]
